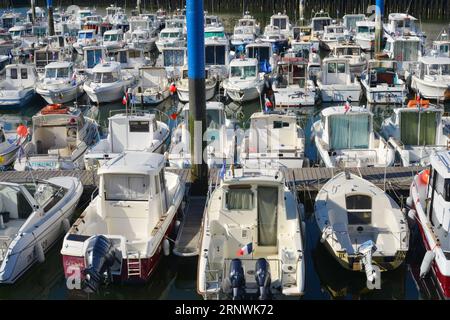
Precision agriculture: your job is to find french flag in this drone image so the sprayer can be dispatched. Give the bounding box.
[237,243,253,256]
[122,93,128,105]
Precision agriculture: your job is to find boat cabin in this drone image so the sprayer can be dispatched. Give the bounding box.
[385,13,420,37]
[311,11,332,35]
[91,62,122,84]
[356,20,375,35]
[83,46,106,70]
[43,61,74,80]
[103,29,124,43]
[229,58,259,80]
[245,42,273,73]
[432,33,450,57]
[384,36,420,67]
[34,48,61,72]
[205,15,222,28]
[3,64,37,89]
[333,44,362,57]
[8,26,30,39]
[321,57,353,85]
[415,56,450,80]
[275,57,308,88]
[205,40,228,68]
[269,13,290,34]
[109,47,145,69]
[0,12,20,30]
[343,14,366,33]
[365,60,401,87]
[162,47,186,69]
[291,42,311,60]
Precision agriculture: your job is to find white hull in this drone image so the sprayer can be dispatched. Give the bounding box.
[0,88,34,108]
[36,84,84,104]
[84,80,133,104]
[411,76,450,100]
[318,84,361,102]
[273,88,316,107]
[355,36,373,51]
[177,84,216,102]
[155,39,185,52]
[362,82,407,104]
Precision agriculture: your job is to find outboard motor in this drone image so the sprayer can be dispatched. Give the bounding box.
[83,235,116,293]
[255,258,271,300]
[229,259,246,300]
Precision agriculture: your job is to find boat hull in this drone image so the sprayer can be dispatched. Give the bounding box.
[177,84,215,102]
[0,89,35,110]
[84,81,132,104]
[318,84,361,102]
[411,76,450,100]
[36,85,84,104]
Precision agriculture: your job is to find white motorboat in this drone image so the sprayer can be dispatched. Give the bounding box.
[240,111,306,168]
[272,56,317,108]
[355,20,376,51]
[230,12,260,49]
[320,24,346,51]
[380,101,449,167]
[14,105,99,171]
[361,60,407,104]
[81,45,106,71]
[205,28,230,81]
[126,17,158,53]
[409,56,450,100]
[0,11,20,30]
[384,34,421,78]
[0,64,36,110]
[102,29,125,51]
[431,30,450,58]
[36,61,85,104]
[315,172,409,281]
[245,41,275,74]
[310,10,332,38]
[384,13,426,46]
[168,102,237,168]
[0,118,28,167]
[407,151,450,298]
[312,106,395,168]
[197,168,305,299]
[133,67,170,105]
[84,109,169,169]
[332,43,367,77]
[268,12,292,40]
[222,58,264,103]
[155,27,185,52]
[342,14,366,37]
[176,67,216,103]
[83,61,136,104]
[317,57,361,102]
[109,47,149,70]
[61,152,185,291]
[73,29,101,55]
[0,177,83,284]
[261,25,288,54]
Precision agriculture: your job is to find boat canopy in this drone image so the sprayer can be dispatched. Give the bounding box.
[326,112,371,150]
[399,110,439,146]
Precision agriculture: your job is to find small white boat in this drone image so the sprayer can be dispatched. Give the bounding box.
[197,168,305,299]
[384,13,426,46]
[84,109,169,169]
[73,29,101,55]
[310,10,332,38]
[320,24,346,51]
[380,101,449,167]
[83,61,136,104]
[0,64,36,110]
[240,111,306,168]
[14,105,99,171]
[102,29,125,51]
[409,56,450,100]
[222,58,264,103]
[384,34,421,78]
[268,12,292,40]
[155,27,185,52]
[36,61,85,104]
[109,47,149,70]
[0,177,83,284]
[0,118,28,167]
[332,43,367,77]
[361,60,407,104]
[312,106,395,168]
[230,12,260,49]
[133,67,170,105]
[205,30,230,81]
[261,25,288,54]
[315,172,409,280]
[176,67,216,103]
[407,152,450,298]
[272,56,316,108]
[342,14,366,37]
[168,102,237,168]
[61,152,185,291]
[126,17,158,53]
[355,20,375,51]
[317,57,361,102]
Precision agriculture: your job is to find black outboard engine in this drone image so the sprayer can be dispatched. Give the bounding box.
[255,258,271,300]
[83,235,116,293]
[229,259,246,300]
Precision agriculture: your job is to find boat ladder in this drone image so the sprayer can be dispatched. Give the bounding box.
[205,269,221,300]
[127,251,142,278]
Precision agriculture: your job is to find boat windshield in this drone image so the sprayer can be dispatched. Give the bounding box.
[225,186,254,210]
[427,64,450,76]
[93,72,119,83]
[357,26,374,33]
[433,172,450,202]
[313,19,331,32]
[79,32,93,39]
[247,47,270,61]
[230,65,257,78]
[160,32,180,38]
[336,47,361,56]
[206,109,222,128]
[34,183,66,212]
[104,34,120,41]
[104,174,150,201]
[0,185,33,220]
[393,40,419,61]
[205,31,225,38]
[328,114,370,150]
[205,45,226,66]
[272,18,287,30]
[45,67,70,79]
[400,111,437,146]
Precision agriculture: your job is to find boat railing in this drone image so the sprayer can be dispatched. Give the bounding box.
[108,107,171,123]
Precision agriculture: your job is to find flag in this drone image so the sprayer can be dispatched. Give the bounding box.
[169,112,177,120]
[264,98,272,113]
[237,243,253,256]
[344,99,351,113]
[122,93,128,105]
[219,160,226,180]
[71,72,77,86]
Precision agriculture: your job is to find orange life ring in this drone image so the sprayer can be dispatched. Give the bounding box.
[407,99,430,108]
[41,104,69,115]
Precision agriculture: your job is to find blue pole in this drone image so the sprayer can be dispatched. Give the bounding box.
[187,0,207,195]
[375,0,384,54]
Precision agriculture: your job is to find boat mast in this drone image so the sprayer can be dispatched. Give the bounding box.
[299,0,304,26]
[30,0,36,24]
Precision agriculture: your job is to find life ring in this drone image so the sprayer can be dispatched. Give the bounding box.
[41,104,69,115]
[407,99,429,108]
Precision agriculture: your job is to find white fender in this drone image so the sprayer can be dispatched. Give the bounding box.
[62,218,70,233]
[420,250,435,278]
[34,242,45,263]
[408,209,417,220]
[406,196,413,208]
[162,239,170,256]
[174,220,181,234]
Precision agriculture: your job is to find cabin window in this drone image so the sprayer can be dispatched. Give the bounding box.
[104,34,119,41]
[329,114,370,150]
[346,194,372,225]
[20,69,28,79]
[433,172,450,202]
[163,50,185,67]
[428,64,440,76]
[400,111,437,146]
[205,31,225,38]
[257,186,278,246]
[206,109,221,128]
[225,186,254,210]
[205,45,225,66]
[273,18,287,30]
[327,63,336,74]
[104,174,149,201]
[10,68,17,79]
[86,50,103,68]
[273,121,290,129]
[128,50,141,58]
[247,47,270,61]
[129,121,149,132]
[337,63,346,73]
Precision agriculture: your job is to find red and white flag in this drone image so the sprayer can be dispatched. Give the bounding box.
[122,93,128,105]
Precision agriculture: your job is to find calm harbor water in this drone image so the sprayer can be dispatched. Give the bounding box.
[0,8,448,299]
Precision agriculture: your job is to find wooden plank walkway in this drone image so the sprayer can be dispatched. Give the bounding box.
[173,196,206,257]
